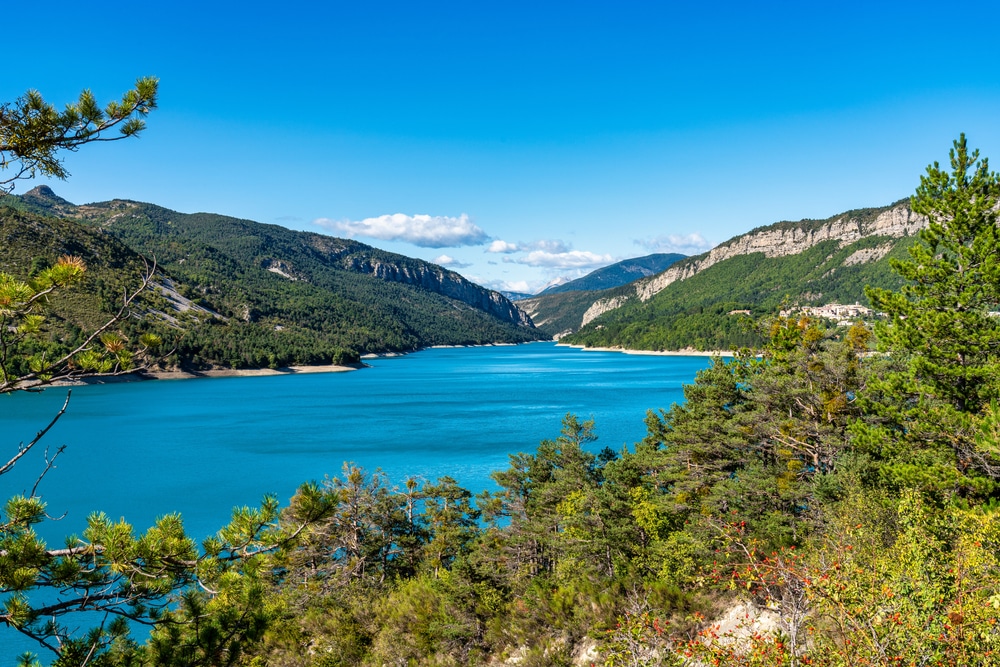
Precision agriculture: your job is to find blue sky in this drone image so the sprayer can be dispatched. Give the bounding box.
[7,1,1000,293]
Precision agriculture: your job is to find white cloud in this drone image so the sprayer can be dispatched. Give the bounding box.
[515,250,614,269]
[432,254,471,268]
[487,240,520,253]
[530,239,569,253]
[503,281,533,293]
[486,238,570,254]
[634,232,714,255]
[496,280,533,293]
[314,213,488,248]
[477,278,548,294]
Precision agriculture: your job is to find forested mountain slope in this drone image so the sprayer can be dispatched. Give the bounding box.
[536,253,687,295]
[0,205,156,340]
[2,188,543,369]
[516,254,684,338]
[530,201,926,348]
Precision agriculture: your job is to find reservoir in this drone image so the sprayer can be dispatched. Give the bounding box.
[2,343,715,542]
[1,342,716,662]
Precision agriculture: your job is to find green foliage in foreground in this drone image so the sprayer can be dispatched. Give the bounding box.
[8,136,1000,665]
[0,79,157,194]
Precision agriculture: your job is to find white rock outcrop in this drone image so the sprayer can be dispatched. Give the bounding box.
[581,295,631,327]
[633,203,925,303]
[842,243,894,266]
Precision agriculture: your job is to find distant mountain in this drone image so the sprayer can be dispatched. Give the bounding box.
[537,253,686,295]
[501,290,535,302]
[3,188,544,369]
[538,276,572,293]
[516,290,607,339]
[18,184,76,216]
[526,201,924,348]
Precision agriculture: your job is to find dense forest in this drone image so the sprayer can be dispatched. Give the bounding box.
[0,192,543,373]
[2,77,999,666]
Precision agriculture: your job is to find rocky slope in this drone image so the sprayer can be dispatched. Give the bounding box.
[528,200,924,338]
[631,202,923,303]
[341,255,532,326]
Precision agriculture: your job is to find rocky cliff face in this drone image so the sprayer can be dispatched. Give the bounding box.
[295,234,533,328]
[581,295,629,327]
[342,257,534,328]
[635,203,924,301]
[584,201,926,325]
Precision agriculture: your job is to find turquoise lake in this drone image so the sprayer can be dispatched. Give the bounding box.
[3,342,714,541]
[1,342,714,660]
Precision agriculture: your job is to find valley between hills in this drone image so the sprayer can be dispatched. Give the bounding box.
[2,185,922,374]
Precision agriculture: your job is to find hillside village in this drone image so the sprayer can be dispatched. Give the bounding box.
[779,302,874,324]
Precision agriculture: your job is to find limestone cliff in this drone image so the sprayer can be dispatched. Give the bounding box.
[635,202,924,301]
[581,201,924,327]
[581,295,630,327]
[340,256,534,328]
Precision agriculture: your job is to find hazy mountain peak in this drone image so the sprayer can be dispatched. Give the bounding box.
[540,276,571,292]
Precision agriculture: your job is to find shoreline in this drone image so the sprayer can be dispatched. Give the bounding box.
[56,341,543,387]
[53,363,364,386]
[51,340,730,387]
[362,340,542,359]
[555,343,733,357]
[147,363,364,381]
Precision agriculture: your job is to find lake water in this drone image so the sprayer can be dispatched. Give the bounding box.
[0,342,714,660]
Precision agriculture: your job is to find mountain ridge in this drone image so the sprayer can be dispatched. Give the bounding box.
[2,189,544,368]
[536,252,687,296]
[18,187,534,328]
[526,199,925,347]
[627,199,918,305]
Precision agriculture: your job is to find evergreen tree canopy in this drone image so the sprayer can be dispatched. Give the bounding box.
[0,78,158,193]
[859,134,1000,495]
[868,133,1000,414]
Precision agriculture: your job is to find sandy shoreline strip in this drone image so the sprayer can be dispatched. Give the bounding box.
[556,343,733,357]
[53,363,363,386]
[149,364,362,381]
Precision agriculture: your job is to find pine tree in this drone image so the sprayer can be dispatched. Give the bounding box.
[0,78,157,193]
[859,134,1000,495]
[0,79,330,665]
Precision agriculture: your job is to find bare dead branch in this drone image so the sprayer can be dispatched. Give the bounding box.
[0,390,70,476]
[30,444,66,498]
